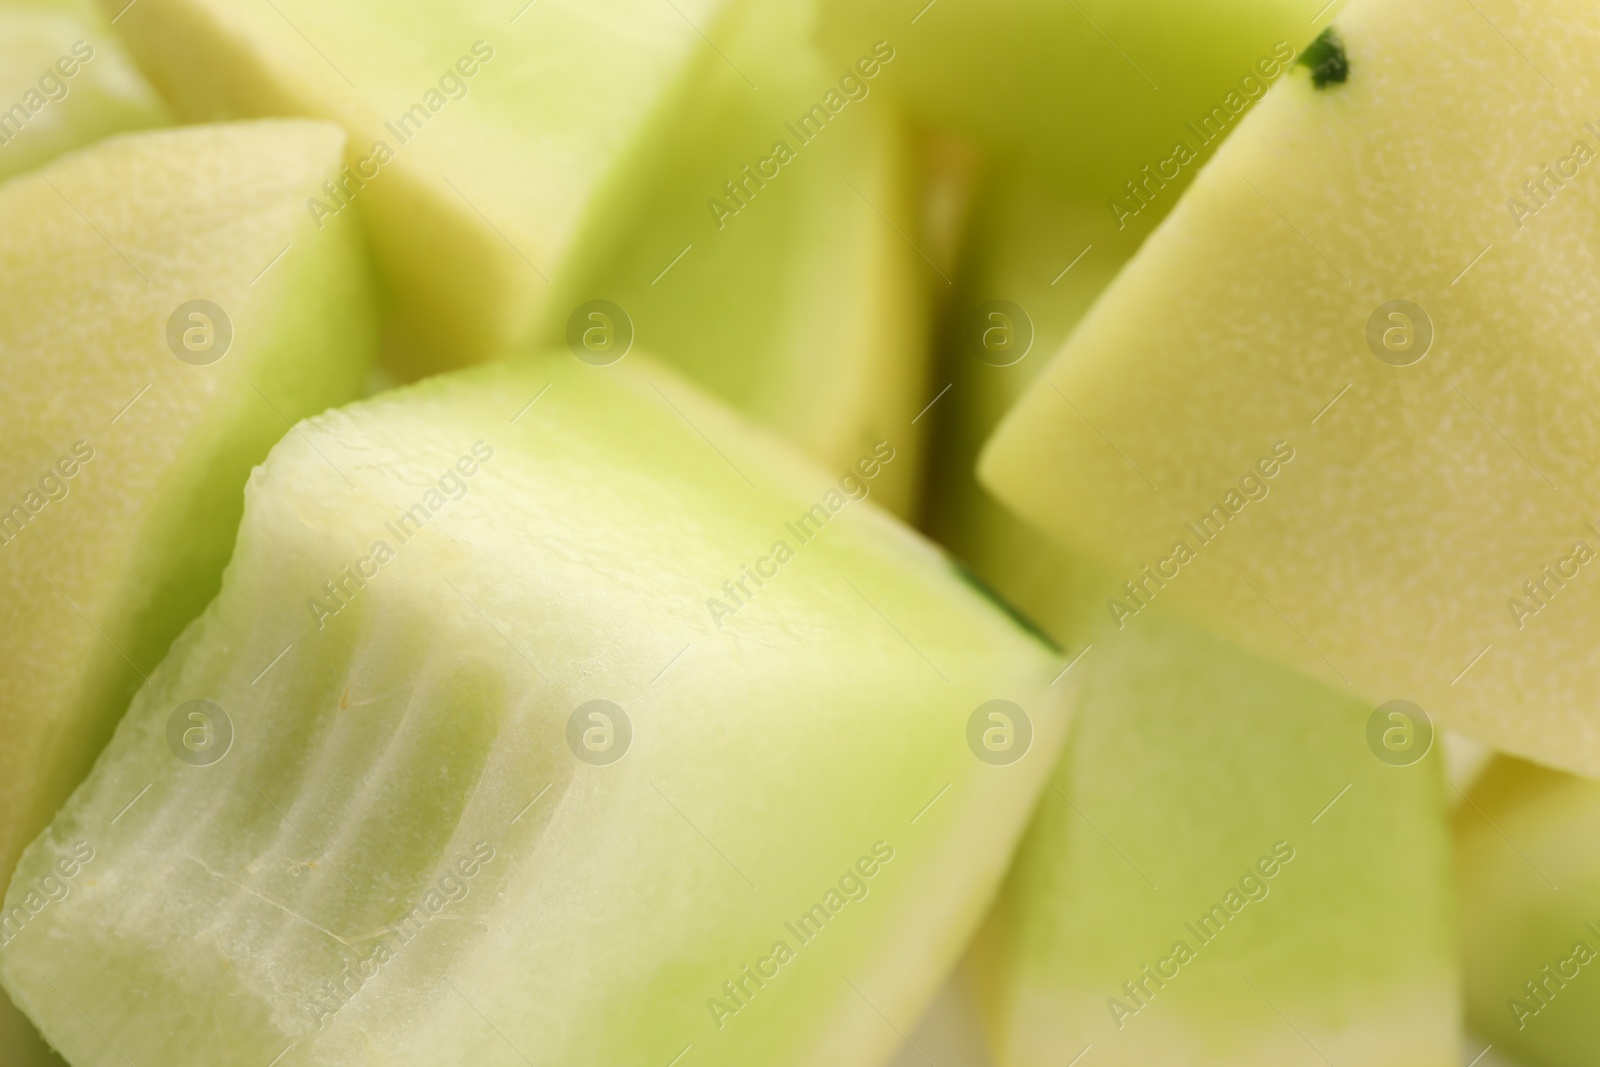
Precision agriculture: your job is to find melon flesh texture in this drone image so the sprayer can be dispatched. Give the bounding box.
[543,0,929,515]
[922,169,1457,1067]
[0,353,1073,1067]
[107,0,931,514]
[981,0,1600,777]
[101,0,731,371]
[0,0,169,182]
[1457,757,1600,1066]
[971,609,1459,1067]
[0,120,376,906]
[815,0,1338,198]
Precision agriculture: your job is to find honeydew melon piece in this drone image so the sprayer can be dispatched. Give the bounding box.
[815,0,1337,200]
[927,168,1457,1067]
[971,607,1459,1067]
[0,352,1072,1067]
[542,0,930,515]
[103,0,737,372]
[1457,757,1600,1066]
[980,0,1600,776]
[0,119,377,900]
[0,0,169,182]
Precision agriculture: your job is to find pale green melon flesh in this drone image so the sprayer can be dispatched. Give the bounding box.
[0,353,1071,1067]
[1457,757,1600,1066]
[815,0,1338,198]
[0,119,377,894]
[542,0,930,514]
[971,610,1459,1067]
[101,0,732,370]
[920,167,1457,1066]
[981,0,1600,776]
[0,1,169,182]
[109,0,932,510]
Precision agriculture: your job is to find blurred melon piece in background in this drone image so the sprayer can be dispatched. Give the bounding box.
[1458,757,1600,1067]
[541,0,931,515]
[0,0,168,182]
[815,0,1338,203]
[103,0,737,370]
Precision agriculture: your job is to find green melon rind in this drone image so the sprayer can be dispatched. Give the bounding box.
[0,352,1072,1067]
[1457,757,1600,1067]
[978,0,1600,777]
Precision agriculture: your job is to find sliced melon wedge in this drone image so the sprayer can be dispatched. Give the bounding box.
[0,119,378,893]
[980,0,1600,776]
[0,0,169,182]
[911,170,1457,1065]
[1457,757,1600,1066]
[101,0,735,371]
[543,0,930,514]
[0,352,1071,1067]
[971,608,1459,1067]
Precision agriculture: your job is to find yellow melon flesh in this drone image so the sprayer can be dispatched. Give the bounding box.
[0,120,378,896]
[981,0,1600,776]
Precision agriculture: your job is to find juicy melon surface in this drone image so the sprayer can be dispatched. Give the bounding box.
[0,120,377,893]
[103,0,731,369]
[981,0,1600,776]
[0,353,1072,1067]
